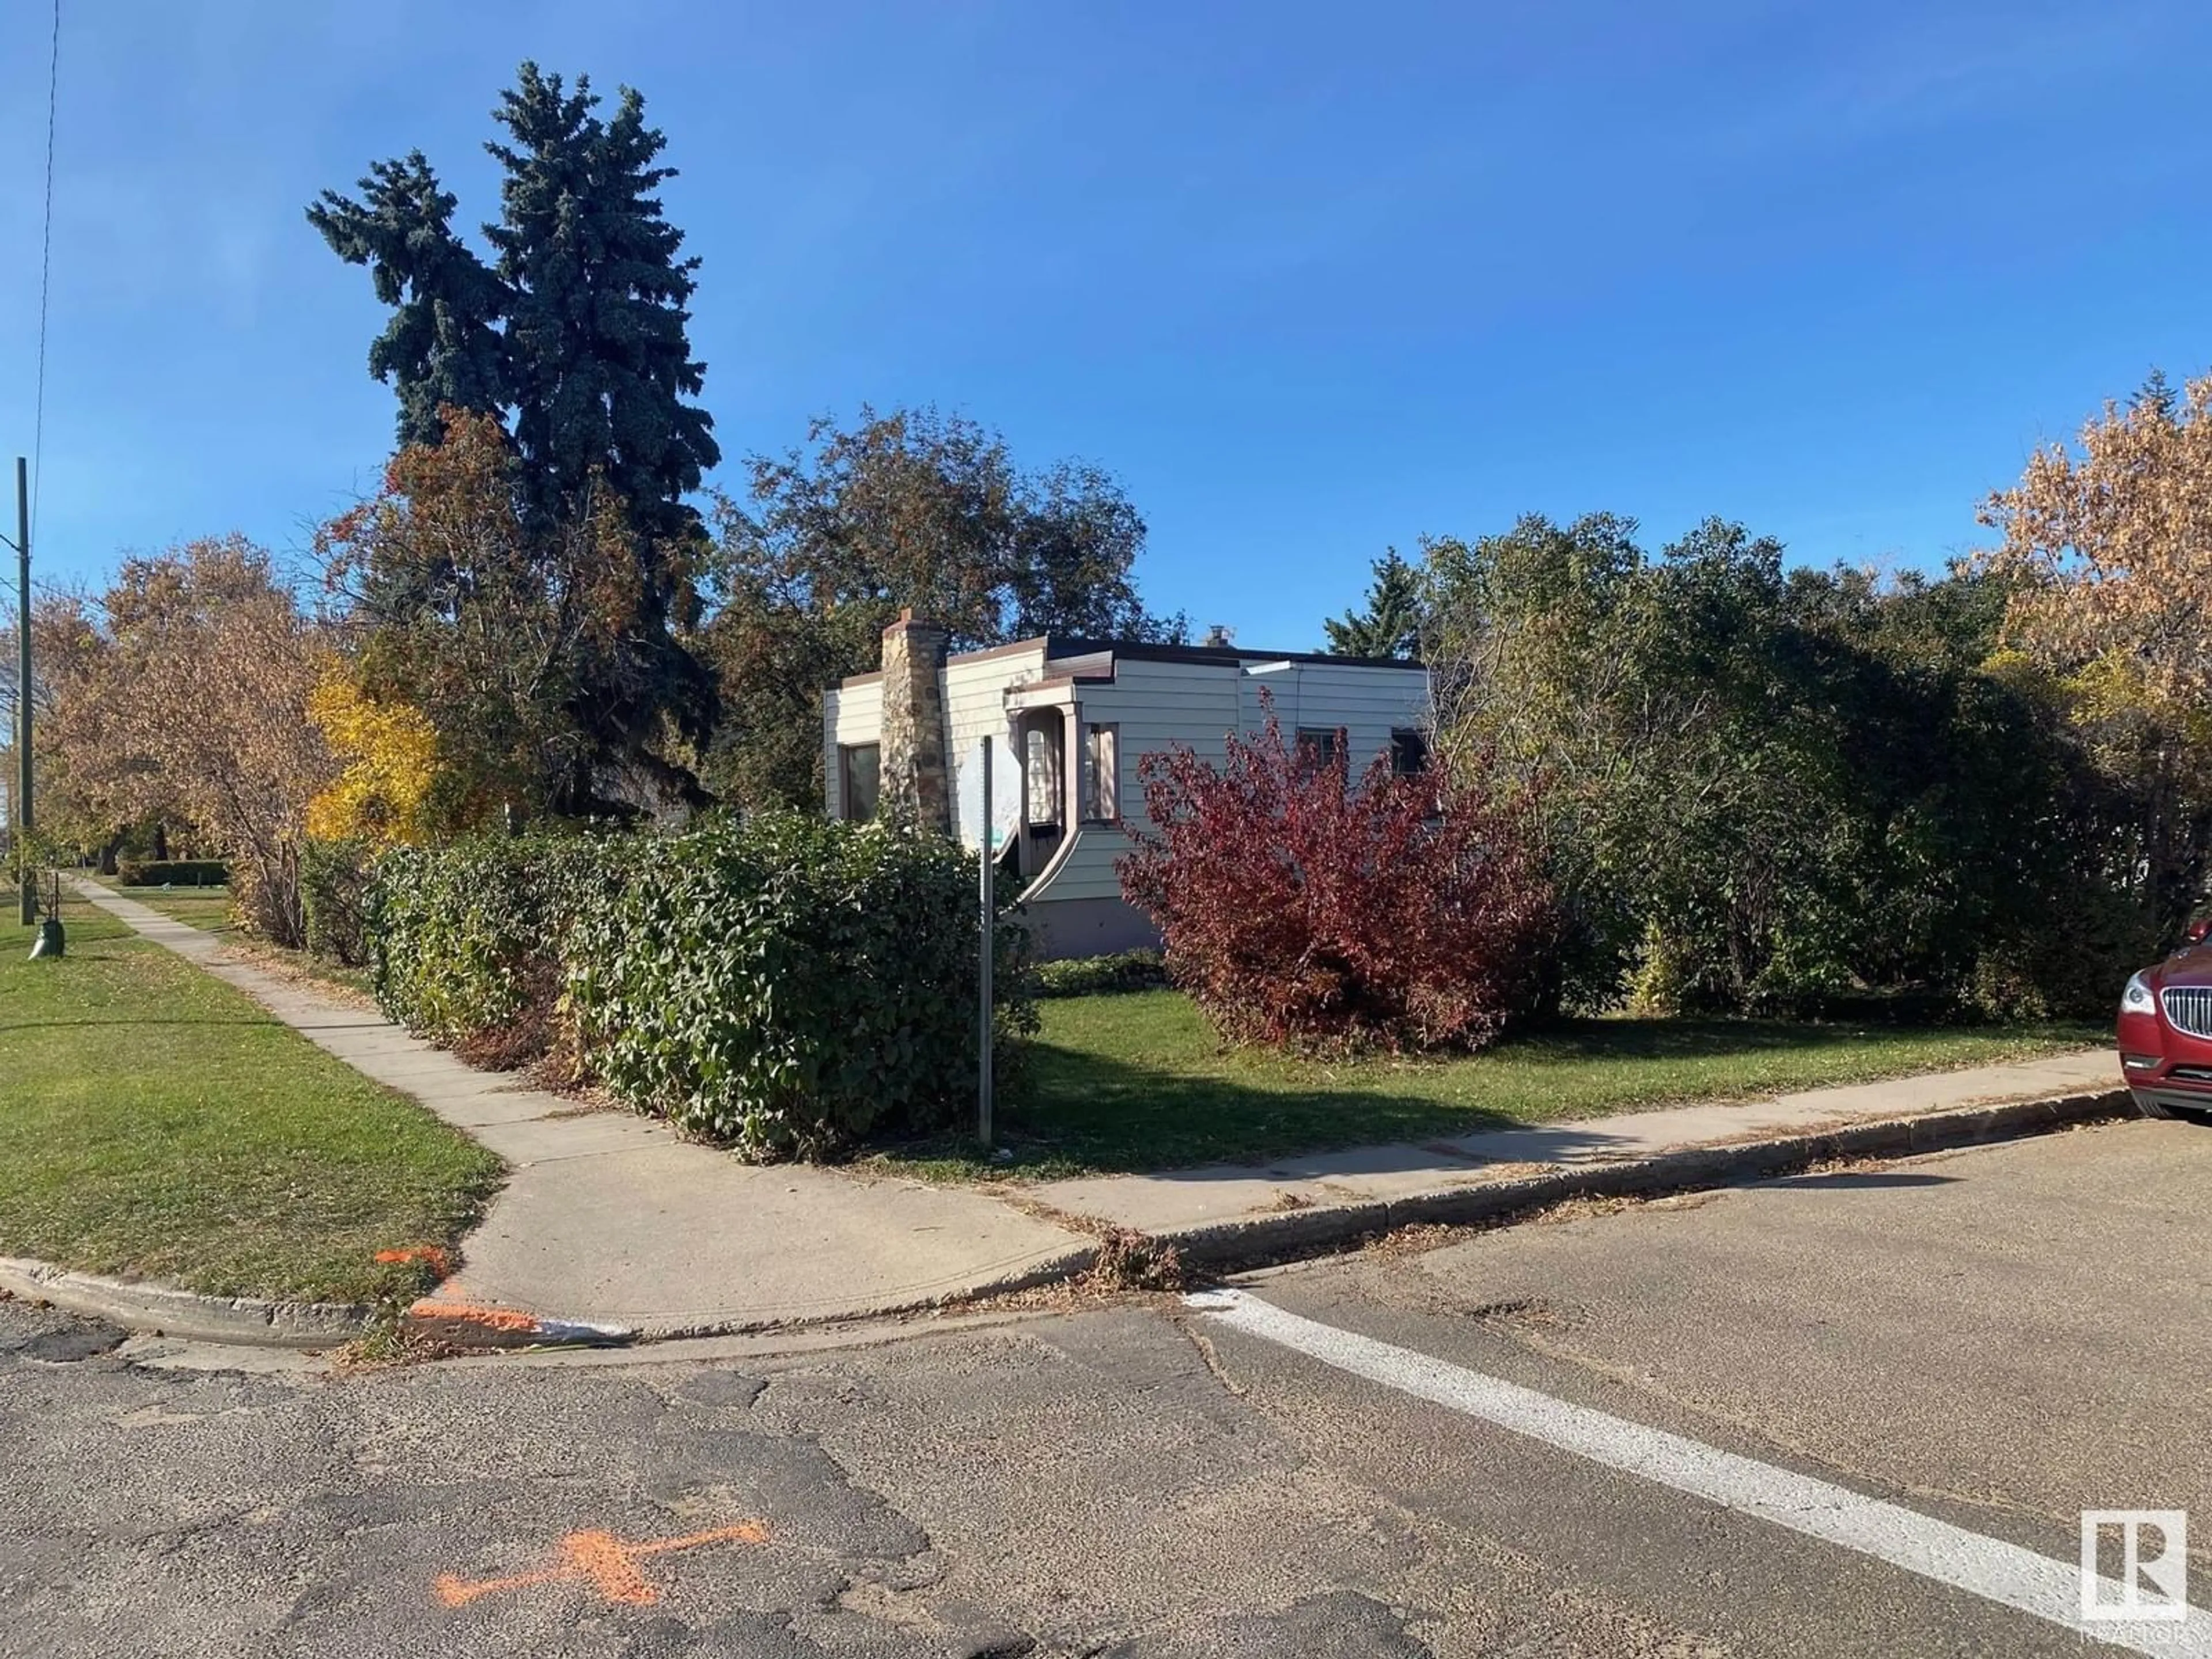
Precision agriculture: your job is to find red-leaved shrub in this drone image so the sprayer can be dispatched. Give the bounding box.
[1117,707,1554,1051]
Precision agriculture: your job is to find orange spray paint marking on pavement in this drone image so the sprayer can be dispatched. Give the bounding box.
[406,1297,540,1334]
[434,1521,770,1609]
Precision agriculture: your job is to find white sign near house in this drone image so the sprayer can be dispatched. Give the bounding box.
[952,736,1021,856]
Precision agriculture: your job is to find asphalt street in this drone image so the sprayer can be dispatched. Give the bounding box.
[2,1117,2206,1657]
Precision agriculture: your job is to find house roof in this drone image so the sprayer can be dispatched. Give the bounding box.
[834,632,1423,689]
[1046,637,1425,672]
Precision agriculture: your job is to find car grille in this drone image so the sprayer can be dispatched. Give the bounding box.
[2162,986,2212,1039]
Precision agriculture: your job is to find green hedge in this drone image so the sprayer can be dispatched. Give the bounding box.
[116,858,228,888]
[365,816,1032,1161]
[1033,949,1170,998]
[367,834,616,1050]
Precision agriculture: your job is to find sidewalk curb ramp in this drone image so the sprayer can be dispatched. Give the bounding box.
[395,1242,1107,1347]
[402,1294,637,1349]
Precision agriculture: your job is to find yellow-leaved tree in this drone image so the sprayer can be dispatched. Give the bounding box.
[304,664,444,847]
[1977,369,2212,939]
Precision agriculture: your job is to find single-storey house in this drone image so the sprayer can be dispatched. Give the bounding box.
[823,613,1430,959]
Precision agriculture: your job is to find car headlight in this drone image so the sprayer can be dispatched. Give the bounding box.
[2122,972,2155,1014]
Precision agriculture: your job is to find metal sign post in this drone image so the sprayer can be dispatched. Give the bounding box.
[977,734,994,1149]
[955,733,1016,1153]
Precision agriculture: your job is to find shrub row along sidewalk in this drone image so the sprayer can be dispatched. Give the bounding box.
[370,817,1026,1161]
[0,906,502,1305]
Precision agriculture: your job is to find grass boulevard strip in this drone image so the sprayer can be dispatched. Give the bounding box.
[887,990,2109,1179]
[0,906,502,1304]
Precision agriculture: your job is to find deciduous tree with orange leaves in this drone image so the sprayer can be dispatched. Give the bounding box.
[1977,369,2212,939]
[39,537,335,943]
[320,407,688,823]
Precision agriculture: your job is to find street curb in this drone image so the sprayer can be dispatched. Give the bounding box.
[0,1241,1104,1358]
[1144,1088,2136,1272]
[403,1295,639,1349]
[0,1256,654,1355]
[612,1245,1103,1341]
[2,1093,2128,1351]
[406,1245,1106,1347]
[0,1257,372,1349]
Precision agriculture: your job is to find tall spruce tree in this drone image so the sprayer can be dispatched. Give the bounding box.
[482,65,721,779]
[484,65,720,545]
[1324,548,1425,658]
[310,65,721,811]
[307,153,506,448]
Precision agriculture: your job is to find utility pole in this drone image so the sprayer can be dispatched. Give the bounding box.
[14,457,31,926]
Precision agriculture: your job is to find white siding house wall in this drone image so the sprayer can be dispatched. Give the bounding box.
[823,680,882,820]
[1032,657,1429,907]
[827,641,1430,951]
[1239,661,1428,770]
[944,644,1046,780]
[1031,657,1232,906]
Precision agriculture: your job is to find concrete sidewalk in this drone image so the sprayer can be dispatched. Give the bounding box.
[66,877,2131,1338]
[73,880,1092,1340]
[1027,1048,2126,1252]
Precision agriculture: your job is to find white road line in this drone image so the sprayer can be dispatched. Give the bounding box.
[1184,1288,2209,1658]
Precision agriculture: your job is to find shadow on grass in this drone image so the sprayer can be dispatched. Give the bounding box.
[1500,1017,1973,1064]
[870,1010,2108,1183]
[872,1045,1514,1183]
[1018,1045,1528,1177]
[1,1017,274,1031]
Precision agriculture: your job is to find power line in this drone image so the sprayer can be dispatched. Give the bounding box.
[32,0,60,539]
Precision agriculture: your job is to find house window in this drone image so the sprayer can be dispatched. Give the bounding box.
[1025,725,1062,827]
[1391,728,1430,776]
[838,743,880,821]
[1081,724,1120,821]
[1295,728,1341,770]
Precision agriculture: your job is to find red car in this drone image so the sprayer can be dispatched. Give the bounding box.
[2119,919,2212,1119]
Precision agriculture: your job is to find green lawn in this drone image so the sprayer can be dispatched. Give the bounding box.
[0,909,503,1304]
[881,989,2109,1180]
[91,879,236,935]
[78,874,374,997]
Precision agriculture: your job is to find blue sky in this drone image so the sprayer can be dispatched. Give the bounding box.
[1,0,2205,649]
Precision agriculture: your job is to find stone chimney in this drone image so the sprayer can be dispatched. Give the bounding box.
[878,609,951,831]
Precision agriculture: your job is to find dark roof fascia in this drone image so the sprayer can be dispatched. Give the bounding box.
[1050,637,1425,672]
[846,634,1422,689]
[945,635,1053,668]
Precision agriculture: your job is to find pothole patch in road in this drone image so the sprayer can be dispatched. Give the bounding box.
[1464,1296,1584,1332]
[17,1322,129,1363]
[0,1294,128,1363]
[1111,1588,1435,1658]
[671,1369,767,1410]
